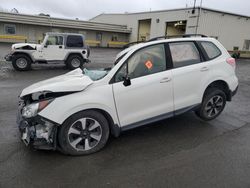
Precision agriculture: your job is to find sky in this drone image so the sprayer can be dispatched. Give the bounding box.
[0,0,249,20]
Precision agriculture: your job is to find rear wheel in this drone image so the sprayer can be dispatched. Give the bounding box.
[58,110,110,155]
[12,54,32,71]
[66,55,84,70]
[196,88,226,121]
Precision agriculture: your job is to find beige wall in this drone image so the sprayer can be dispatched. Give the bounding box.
[198,10,250,51]
[91,10,193,42]
[91,9,250,51]
[0,22,129,47]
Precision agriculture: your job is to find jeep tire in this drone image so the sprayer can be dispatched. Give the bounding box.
[66,55,84,70]
[12,54,32,71]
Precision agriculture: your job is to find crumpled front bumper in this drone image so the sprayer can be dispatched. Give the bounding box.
[4,53,13,61]
[17,105,58,150]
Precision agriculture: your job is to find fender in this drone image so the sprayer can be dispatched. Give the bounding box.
[64,51,88,61]
[38,84,120,127]
[199,77,230,101]
[12,51,35,62]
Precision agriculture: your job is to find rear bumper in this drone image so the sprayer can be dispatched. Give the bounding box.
[231,86,238,97]
[228,86,238,101]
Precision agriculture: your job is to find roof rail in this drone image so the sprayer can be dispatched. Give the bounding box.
[148,34,208,42]
[123,41,145,48]
[122,34,208,48]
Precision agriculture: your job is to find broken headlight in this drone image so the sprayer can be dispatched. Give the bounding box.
[22,99,53,118]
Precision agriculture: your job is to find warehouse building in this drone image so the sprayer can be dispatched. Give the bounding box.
[90,7,250,56]
[0,11,131,60]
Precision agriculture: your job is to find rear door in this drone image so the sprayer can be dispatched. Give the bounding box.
[169,41,209,111]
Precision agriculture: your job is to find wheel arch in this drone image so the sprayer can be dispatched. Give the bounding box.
[202,80,231,101]
[60,108,121,138]
[64,52,85,62]
[12,52,34,62]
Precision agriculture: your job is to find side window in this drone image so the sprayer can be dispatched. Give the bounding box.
[201,41,221,59]
[66,35,83,47]
[46,36,63,46]
[169,42,201,68]
[128,44,166,79]
[114,44,166,81]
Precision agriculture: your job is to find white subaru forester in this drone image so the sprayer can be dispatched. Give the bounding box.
[17,35,238,155]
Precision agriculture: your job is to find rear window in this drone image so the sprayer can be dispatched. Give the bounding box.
[66,35,83,48]
[169,42,201,68]
[201,41,221,59]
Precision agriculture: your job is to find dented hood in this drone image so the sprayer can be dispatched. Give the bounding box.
[12,43,40,50]
[20,69,93,97]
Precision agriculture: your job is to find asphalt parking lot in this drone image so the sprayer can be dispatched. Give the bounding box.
[0,48,250,188]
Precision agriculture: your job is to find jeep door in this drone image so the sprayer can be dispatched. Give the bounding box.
[112,44,174,127]
[42,35,65,61]
[168,41,208,111]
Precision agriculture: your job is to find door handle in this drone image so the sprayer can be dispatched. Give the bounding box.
[200,67,209,72]
[160,77,171,83]
[59,46,63,49]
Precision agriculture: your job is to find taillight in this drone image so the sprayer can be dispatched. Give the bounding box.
[226,57,236,67]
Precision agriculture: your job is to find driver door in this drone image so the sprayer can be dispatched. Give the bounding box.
[112,44,174,127]
[42,35,65,61]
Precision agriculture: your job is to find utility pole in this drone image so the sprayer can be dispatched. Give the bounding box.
[195,0,203,34]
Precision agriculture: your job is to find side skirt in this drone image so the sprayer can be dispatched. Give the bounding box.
[121,104,200,132]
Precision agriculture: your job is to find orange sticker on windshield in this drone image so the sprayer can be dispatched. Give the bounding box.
[145,60,153,69]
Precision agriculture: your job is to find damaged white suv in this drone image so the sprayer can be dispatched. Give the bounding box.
[17,35,238,155]
[5,32,90,71]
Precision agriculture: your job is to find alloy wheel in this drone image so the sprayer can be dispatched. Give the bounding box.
[67,118,102,151]
[204,95,224,118]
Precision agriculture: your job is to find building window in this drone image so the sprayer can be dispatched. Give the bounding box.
[4,24,16,34]
[243,40,250,50]
[111,35,118,41]
[210,36,219,40]
[96,33,102,41]
[233,46,239,51]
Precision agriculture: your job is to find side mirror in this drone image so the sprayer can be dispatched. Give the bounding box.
[123,76,131,87]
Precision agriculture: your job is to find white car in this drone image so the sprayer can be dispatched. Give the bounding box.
[17,35,238,155]
[5,32,90,71]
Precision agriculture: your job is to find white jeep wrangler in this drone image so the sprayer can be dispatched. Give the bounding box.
[5,32,90,71]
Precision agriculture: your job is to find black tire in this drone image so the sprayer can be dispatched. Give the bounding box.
[195,87,226,121]
[12,54,32,71]
[66,55,84,70]
[58,110,110,156]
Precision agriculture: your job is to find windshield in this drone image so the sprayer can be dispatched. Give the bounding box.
[83,52,128,81]
[83,68,111,81]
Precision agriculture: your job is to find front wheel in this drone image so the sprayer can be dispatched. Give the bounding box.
[12,54,32,71]
[58,110,110,155]
[196,88,226,121]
